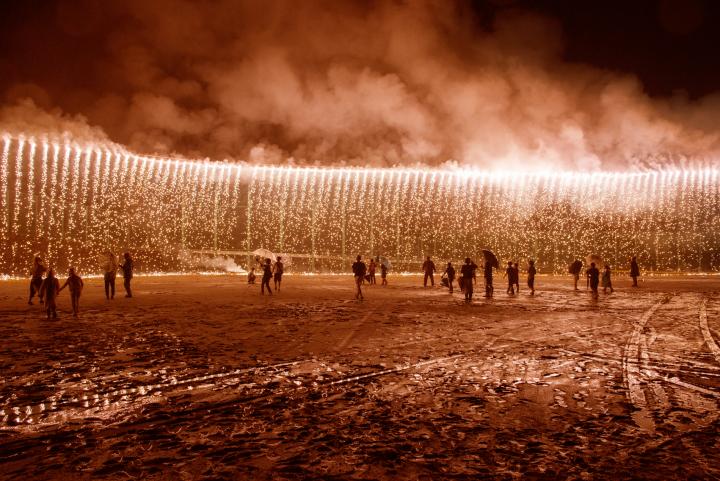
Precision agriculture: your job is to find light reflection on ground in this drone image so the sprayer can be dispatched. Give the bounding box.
[1,275,719,479]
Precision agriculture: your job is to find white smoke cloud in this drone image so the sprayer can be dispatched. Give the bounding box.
[1,0,720,170]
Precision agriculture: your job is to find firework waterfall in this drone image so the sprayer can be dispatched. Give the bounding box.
[1,133,718,276]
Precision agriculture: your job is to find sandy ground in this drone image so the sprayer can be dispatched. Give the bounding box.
[1,273,720,480]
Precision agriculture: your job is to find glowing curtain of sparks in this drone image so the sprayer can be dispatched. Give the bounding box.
[0,133,719,276]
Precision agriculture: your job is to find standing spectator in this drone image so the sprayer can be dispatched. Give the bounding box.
[352,255,367,300]
[505,261,515,295]
[460,258,477,301]
[484,262,494,298]
[102,251,118,300]
[368,258,377,285]
[602,264,615,294]
[630,256,640,287]
[28,255,47,305]
[512,262,520,293]
[442,262,456,293]
[59,267,84,317]
[422,256,436,287]
[587,262,600,298]
[261,258,273,295]
[380,262,388,286]
[119,252,134,298]
[39,268,60,319]
[273,256,284,292]
[527,259,537,295]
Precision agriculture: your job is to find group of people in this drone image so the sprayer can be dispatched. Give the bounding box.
[28,252,134,319]
[352,254,642,301]
[247,256,284,295]
[351,255,389,300]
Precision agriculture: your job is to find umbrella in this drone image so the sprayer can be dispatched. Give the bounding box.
[482,249,499,269]
[586,254,603,267]
[252,248,276,262]
[378,256,392,270]
[569,259,583,275]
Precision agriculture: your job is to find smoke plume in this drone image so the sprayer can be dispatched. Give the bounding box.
[1,0,719,170]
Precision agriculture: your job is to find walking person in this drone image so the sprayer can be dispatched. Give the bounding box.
[630,256,640,287]
[602,264,615,294]
[505,261,515,295]
[527,259,536,295]
[119,252,134,298]
[59,267,84,317]
[368,258,377,285]
[352,255,367,300]
[380,262,388,286]
[442,262,456,293]
[484,261,494,298]
[39,268,60,319]
[28,255,47,305]
[512,262,520,293]
[102,251,118,300]
[261,258,273,295]
[587,262,600,298]
[422,256,436,287]
[460,258,477,301]
[273,256,284,292]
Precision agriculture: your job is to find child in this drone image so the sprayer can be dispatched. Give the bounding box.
[505,261,515,295]
[248,267,256,284]
[602,264,614,294]
[59,267,84,317]
[39,268,60,319]
[368,258,377,285]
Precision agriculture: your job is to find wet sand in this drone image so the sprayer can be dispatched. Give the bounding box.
[1,274,719,480]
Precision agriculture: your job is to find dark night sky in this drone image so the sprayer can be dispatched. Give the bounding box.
[2,0,719,98]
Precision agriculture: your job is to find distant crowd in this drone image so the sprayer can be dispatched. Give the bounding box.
[350,254,642,302]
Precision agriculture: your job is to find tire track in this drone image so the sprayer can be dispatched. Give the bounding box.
[621,294,669,431]
[699,297,720,364]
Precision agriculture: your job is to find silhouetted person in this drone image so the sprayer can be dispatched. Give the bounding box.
[443,262,456,293]
[505,261,515,295]
[512,262,520,293]
[273,256,284,291]
[422,256,436,287]
[39,268,60,319]
[484,262,494,297]
[602,264,614,294]
[587,262,600,298]
[28,255,47,305]
[572,261,582,291]
[368,258,377,285]
[630,256,640,287]
[261,258,273,295]
[460,258,477,301]
[120,252,134,298]
[380,262,388,286]
[59,267,84,317]
[352,255,367,300]
[248,267,256,284]
[527,259,536,295]
[102,251,118,300]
